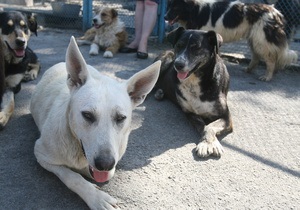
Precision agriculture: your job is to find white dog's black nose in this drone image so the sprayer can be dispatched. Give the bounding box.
[94,151,115,171]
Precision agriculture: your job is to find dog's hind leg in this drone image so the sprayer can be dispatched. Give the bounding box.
[246,51,260,74]
[34,148,120,209]
[259,60,275,81]
[0,90,14,130]
[104,43,120,58]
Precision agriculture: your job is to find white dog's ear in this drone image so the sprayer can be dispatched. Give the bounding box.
[66,36,89,90]
[127,60,161,107]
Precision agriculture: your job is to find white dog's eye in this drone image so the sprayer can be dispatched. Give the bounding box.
[115,114,126,124]
[82,111,96,123]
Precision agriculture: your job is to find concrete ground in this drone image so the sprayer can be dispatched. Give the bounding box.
[0,29,299,210]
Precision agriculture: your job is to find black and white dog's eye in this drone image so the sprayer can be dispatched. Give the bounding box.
[82,111,96,123]
[115,114,126,124]
[190,44,199,50]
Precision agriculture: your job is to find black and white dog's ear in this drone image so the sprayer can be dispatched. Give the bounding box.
[207,30,223,55]
[167,27,185,47]
[27,14,38,36]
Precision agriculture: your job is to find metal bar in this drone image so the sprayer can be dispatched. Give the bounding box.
[158,0,166,43]
[82,0,93,31]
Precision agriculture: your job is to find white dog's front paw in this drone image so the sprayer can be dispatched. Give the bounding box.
[86,185,120,210]
[103,51,113,58]
[195,139,224,158]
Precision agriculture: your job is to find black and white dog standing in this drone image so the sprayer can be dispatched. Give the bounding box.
[154,27,233,158]
[0,11,40,129]
[165,0,298,81]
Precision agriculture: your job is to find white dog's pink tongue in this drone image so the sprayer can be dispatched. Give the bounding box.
[92,169,109,183]
[177,72,188,80]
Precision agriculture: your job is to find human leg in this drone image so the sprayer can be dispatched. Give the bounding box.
[125,1,144,49]
[137,0,158,53]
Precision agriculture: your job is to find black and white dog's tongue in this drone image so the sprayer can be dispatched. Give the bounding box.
[177,72,188,80]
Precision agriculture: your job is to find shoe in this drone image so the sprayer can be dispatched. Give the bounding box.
[137,51,148,59]
[119,47,137,53]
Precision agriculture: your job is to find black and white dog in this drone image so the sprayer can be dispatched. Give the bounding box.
[165,0,298,81]
[0,11,40,129]
[154,27,233,158]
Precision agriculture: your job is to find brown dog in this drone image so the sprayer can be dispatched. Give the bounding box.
[77,7,128,58]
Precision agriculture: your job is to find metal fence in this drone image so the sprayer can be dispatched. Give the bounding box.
[1,0,299,67]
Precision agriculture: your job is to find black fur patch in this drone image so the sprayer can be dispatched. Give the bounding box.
[211,1,230,27]
[223,3,244,28]
[263,20,286,47]
[0,11,30,35]
[190,3,210,29]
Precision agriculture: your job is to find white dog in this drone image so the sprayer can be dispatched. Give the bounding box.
[30,36,161,209]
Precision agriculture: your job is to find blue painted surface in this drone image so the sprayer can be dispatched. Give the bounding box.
[158,0,166,43]
[82,0,93,31]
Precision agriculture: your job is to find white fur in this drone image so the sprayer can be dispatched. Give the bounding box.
[0,90,14,129]
[201,1,250,42]
[5,73,24,87]
[30,37,161,209]
[0,73,24,129]
[93,20,125,48]
[103,50,113,58]
[89,43,99,55]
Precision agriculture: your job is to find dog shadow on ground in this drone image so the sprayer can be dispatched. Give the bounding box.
[116,90,223,171]
[226,62,300,96]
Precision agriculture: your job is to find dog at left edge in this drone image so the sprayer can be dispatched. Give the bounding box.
[0,11,40,130]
